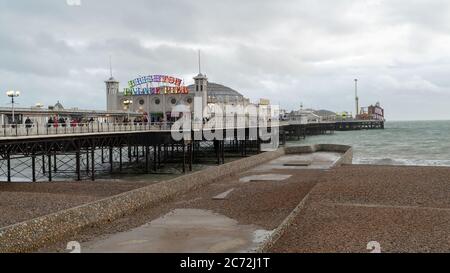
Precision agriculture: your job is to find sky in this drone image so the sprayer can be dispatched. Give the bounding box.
[1,0,450,120]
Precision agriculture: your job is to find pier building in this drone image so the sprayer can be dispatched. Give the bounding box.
[106,73,253,123]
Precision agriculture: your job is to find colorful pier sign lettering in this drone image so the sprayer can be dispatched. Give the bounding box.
[124,75,188,96]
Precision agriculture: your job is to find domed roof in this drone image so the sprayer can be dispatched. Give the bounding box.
[188,82,244,98]
[54,101,64,110]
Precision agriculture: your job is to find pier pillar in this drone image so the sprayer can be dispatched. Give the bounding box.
[153,145,157,172]
[7,153,11,182]
[48,153,52,182]
[76,151,81,181]
[189,142,193,172]
[215,140,220,165]
[182,143,186,173]
[109,146,113,174]
[42,155,46,174]
[31,153,36,182]
[158,145,161,167]
[91,140,95,181]
[86,149,90,173]
[128,145,132,162]
[145,145,150,174]
[222,140,225,164]
[53,153,57,173]
[119,147,123,172]
[136,146,139,164]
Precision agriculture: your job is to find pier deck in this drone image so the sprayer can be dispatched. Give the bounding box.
[0,120,384,183]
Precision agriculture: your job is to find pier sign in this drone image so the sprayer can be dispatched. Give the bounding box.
[124,75,189,96]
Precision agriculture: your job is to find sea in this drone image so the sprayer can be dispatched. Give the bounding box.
[288,120,450,167]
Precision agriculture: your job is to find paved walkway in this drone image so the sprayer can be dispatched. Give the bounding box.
[44,152,340,253]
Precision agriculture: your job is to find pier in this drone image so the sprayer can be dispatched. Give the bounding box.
[0,120,384,183]
[0,123,265,182]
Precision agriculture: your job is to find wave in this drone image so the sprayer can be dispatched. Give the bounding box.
[354,157,450,167]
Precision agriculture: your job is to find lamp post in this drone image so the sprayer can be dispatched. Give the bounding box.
[6,90,20,124]
[123,99,133,122]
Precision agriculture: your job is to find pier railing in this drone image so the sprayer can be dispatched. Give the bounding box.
[0,119,279,138]
[0,122,176,138]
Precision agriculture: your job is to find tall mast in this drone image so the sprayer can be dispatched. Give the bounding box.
[198,50,201,74]
[355,79,359,117]
[109,56,113,78]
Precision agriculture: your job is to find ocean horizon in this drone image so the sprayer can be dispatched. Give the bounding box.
[289,120,450,167]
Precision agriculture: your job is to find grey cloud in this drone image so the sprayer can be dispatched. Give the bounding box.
[0,0,450,120]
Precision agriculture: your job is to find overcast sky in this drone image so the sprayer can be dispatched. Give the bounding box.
[1,0,450,120]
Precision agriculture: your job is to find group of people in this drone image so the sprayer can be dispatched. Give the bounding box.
[120,115,149,124]
[47,117,95,128]
[20,115,155,128]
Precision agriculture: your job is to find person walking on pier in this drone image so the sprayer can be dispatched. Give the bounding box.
[47,117,54,128]
[25,117,33,128]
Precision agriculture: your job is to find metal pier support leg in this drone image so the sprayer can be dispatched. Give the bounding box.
[257,129,261,153]
[164,144,168,163]
[31,153,36,182]
[53,153,57,173]
[119,147,123,172]
[42,155,46,174]
[215,140,220,165]
[158,145,161,167]
[86,149,90,173]
[91,141,95,181]
[145,145,150,174]
[221,140,225,164]
[244,140,247,156]
[7,153,11,182]
[48,153,52,182]
[182,143,186,173]
[128,145,132,162]
[136,146,139,164]
[109,146,114,174]
[189,142,193,172]
[76,151,81,181]
[153,145,157,172]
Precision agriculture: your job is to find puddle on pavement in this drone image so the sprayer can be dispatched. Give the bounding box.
[239,174,292,183]
[83,209,272,253]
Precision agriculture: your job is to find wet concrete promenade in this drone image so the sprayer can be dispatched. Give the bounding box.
[43,151,341,253]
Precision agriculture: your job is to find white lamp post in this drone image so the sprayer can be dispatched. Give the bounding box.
[123,99,133,122]
[6,90,20,124]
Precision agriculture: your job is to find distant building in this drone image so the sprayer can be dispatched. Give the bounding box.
[368,102,385,121]
[358,102,385,121]
[312,109,337,122]
[288,108,336,124]
[288,110,318,124]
